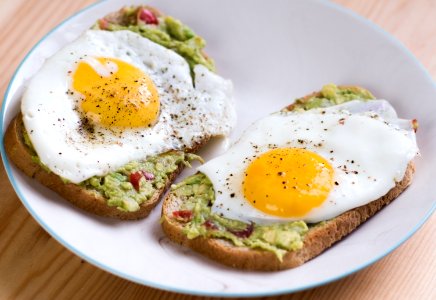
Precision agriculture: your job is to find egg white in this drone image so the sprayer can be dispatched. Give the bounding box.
[198,100,419,224]
[21,30,236,183]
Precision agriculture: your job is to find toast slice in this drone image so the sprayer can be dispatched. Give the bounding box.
[161,85,416,270]
[3,6,229,220]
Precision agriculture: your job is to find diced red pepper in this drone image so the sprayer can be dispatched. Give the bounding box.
[138,8,158,25]
[228,222,254,238]
[172,210,193,221]
[98,18,109,30]
[412,119,419,132]
[129,171,143,191]
[203,220,218,230]
[142,171,155,180]
[129,170,155,192]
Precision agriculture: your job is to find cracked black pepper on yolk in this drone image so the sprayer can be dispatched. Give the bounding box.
[242,148,334,217]
[72,57,160,128]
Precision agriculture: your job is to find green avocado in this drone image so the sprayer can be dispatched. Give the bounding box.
[291,83,375,110]
[82,152,201,212]
[170,84,374,260]
[94,7,215,74]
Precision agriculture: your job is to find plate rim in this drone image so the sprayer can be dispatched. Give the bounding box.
[1,0,435,297]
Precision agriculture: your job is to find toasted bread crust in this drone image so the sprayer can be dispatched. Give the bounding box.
[161,86,416,270]
[4,115,209,220]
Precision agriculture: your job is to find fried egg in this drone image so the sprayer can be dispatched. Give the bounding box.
[21,30,236,183]
[197,100,419,224]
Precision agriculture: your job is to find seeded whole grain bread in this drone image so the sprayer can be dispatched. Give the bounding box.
[3,6,216,220]
[161,86,416,271]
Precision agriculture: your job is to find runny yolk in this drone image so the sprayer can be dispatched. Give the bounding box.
[72,57,159,128]
[243,148,334,218]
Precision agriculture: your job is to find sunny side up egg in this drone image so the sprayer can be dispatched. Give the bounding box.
[21,30,236,184]
[197,100,419,224]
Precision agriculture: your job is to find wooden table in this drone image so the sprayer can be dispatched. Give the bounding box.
[0,0,435,299]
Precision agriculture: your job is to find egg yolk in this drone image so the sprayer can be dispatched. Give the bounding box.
[72,57,159,128]
[243,148,334,218]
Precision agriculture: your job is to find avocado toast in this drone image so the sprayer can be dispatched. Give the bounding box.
[3,5,235,220]
[161,85,417,270]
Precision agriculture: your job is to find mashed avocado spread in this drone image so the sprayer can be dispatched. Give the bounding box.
[291,83,374,110]
[170,84,374,259]
[94,6,215,73]
[82,152,201,212]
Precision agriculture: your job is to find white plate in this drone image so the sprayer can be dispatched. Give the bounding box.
[1,0,435,297]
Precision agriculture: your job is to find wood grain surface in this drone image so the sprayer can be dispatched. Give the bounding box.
[0,0,435,299]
